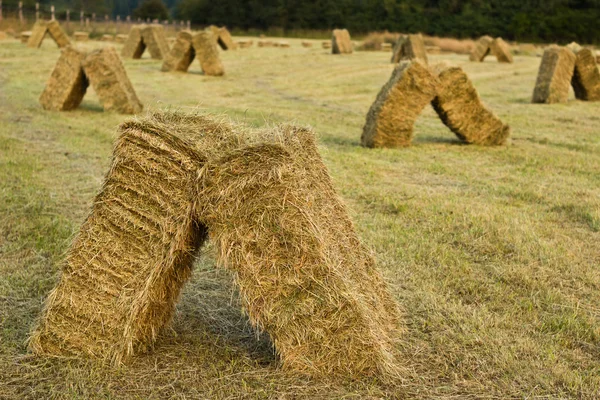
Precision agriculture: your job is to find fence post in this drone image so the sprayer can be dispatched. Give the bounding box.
[0,0,3,22]
[18,2,23,25]
[35,3,39,21]
[51,5,55,21]
[66,9,70,27]
[187,20,190,30]
[80,10,83,26]
[92,13,95,26]
[85,17,89,28]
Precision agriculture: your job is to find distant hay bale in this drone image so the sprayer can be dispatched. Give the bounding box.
[381,43,392,52]
[82,47,143,114]
[490,37,513,63]
[277,40,290,48]
[161,30,195,72]
[39,46,89,111]
[115,34,128,43]
[401,34,428,64]
[27,20,70,48]
[100,34,114,42]
[390,35,407,63]
[301,41,312,48]
[532,46,576,104]
[0,31,7,40]
[566,42,583,53]
[141,24,169,60]
[362,61,439,148]
[210,25,237,50]
[571,48,600,101]
[331,29,352,54]
[469,35,493,62]
[237,40,253,48]
[258,40,273,47]
[73,31,89,42]
[426,46,441,54]
[121,24,147,59]
[322,41,331,49]
[192,31,225,76]
[516,43,537,56]
[431,65,510,145]
[20,31,32,43]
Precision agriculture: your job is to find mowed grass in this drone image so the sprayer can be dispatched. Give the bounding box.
[1,37,600,399]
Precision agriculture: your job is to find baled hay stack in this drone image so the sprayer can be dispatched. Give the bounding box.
[301,41,313,48]
[115,34,128,43]
[431,65,510,145]
[27,20,70,48]
[192,31,225,76]
[210,25,237,50]
[141,24,170,60]
[331,29,352,54]
[381,43,392,52]
[469,35,493,62]
[571,48,600,101]
[362,61,439,148]
[532,46,576,104]
[47,20,71,48]
[161,30,195,72]
[277,41,290,48]
[322,41,331,49]
[121,24,147,59]
[0,31,7,40]
[426,46,441,54]
[566,42,583,53]
[399,34,428,65]
[490,37,513,63]
[391,35,407,63]
[39,47,89,111]
[237,40,253,48]
[101,34,114,42]
[29,113,234,363]
[196,125,401,379]
[258,40,273,47]
[74,31,89,42]
[21,31,32,43]
[82,47,143,114]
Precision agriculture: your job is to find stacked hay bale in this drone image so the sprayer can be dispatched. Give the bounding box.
[39,46,142,114]
[322,41,331,49]
[532,46,576,103]
[490,37,513,63]
[566,42,583,53]
[210,25,237,50]
[73,31,89,42]
[121,24,147,59]
[431,65,510,145]
[381,43,392,52]
[570,47,600,101]
[141,24,169,59]
[390,34,428,65]
[28,20,70,48]
[469,35,493,62]
[362,61,439,148]
[115,34,128,43]
[331,29,352,54]
[237,40,253,48]
[192,30,225,76]
[301,41,312,48]
[161,30,195,72]
[258,40,273,47]
[20,31,31,43]
[100,34,114,42]
[39,47,89,111]
[277,41,290,48]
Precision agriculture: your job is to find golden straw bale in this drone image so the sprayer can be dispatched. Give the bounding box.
[277,41,290,48]
[362,61,439,148]
[321,41,331,49]
[431,65,510,145]
[73,31,89,42]
[196,125,401,380]
[381,42,392,52]
[0,31,6,40]
[399,34,428,64]
[210,25,237,50]
[27,20,48,48]
[532,46,576,104]
[47,20,70,47]
[141,24,169,60]
[490,37,513,63]
[20,31,32,43]
[469,35,493,62]
[566,42,583,53]
[101,34,114,42]
[39,46,89,111]
[82,47,143,114]
[192,30,225,76]
[121,24,147,59]
[331,29,352,54]
[571,48,600,101]
[301,41,312,48]
[390,35,407,63]
[115,34,128,43]
[161,30,195,72]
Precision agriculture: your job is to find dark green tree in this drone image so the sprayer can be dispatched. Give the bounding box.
[133,0,169,20]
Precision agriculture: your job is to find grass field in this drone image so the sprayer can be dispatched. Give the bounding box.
[1,37,600,399]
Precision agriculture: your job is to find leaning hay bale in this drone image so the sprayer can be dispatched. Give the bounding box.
[469,35,493,62]
[192,31,225,76]
[322,41,331,49]
[390,35,407,63]
[161,30,195,72]
[141,24,169,60]
[39,46,89,111]
[73,31,89,42]
[46,20,70,48]
[331,29,352,54]
[426,45,441,54]
[566,42,582,53]
[196,125,401,379]
[381,43,392,52]
[532,46,576,104]
[362,61,439,148]
[29,112,238,363]
[301,41,312,48]
[258,40,273,47]
[431,65,510,145]
[277,41,290,48]
[115,34,128,43]
[210,25,237,50]
[82,47,143,114]
[121,24,147,59]
[571,48,600,101]
[21,31,32,43]
[101,34,114,42]
[27,20,48,48]
[237,40,253,48]
[490,37,513,63]
[399,33,428,65]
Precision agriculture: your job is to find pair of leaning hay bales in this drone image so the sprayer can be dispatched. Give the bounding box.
[391,33,428,65]
[39,46,142,114]
[27,20,70,49]
[332,29,353,54]
[29,112,401,380]
[121,24,170,60]
[469,36,513,63]
[362,61,510,148]
[532,44,600,103]
[209,25,237,50]
[161,30,224,76]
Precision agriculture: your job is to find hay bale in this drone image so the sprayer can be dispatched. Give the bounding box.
[196,125,400,379]
[141,24,169,60]
[101,34,114,42]
[490,37,513,63]
[331,29,352,54]
[469,35,493,62]
[361,61,439,148]
[258,40,273,47]
[390,35,407,63]
[532,46,576,104]
[121,24,147,59]
[237,40,253,48]
[192,31,225,76]
[28,113,233,363]
[82,47,143,114]
[0,31,7,40]
[39,46,89,111]
[161,30,195,72]
[277,40,290,48]
[73,31,89,42]
[210,25,237,50]
[301,41,312,48]
[20,31,32,43]
[426,46,441,54]
[47,20,70,48]
[400,34,428,64]
[431,65,510,145]
[115,34,128,43]
[27,20,48,48]
[566,42,583,53]
[571,48,600,101]
[381,43,392,52]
